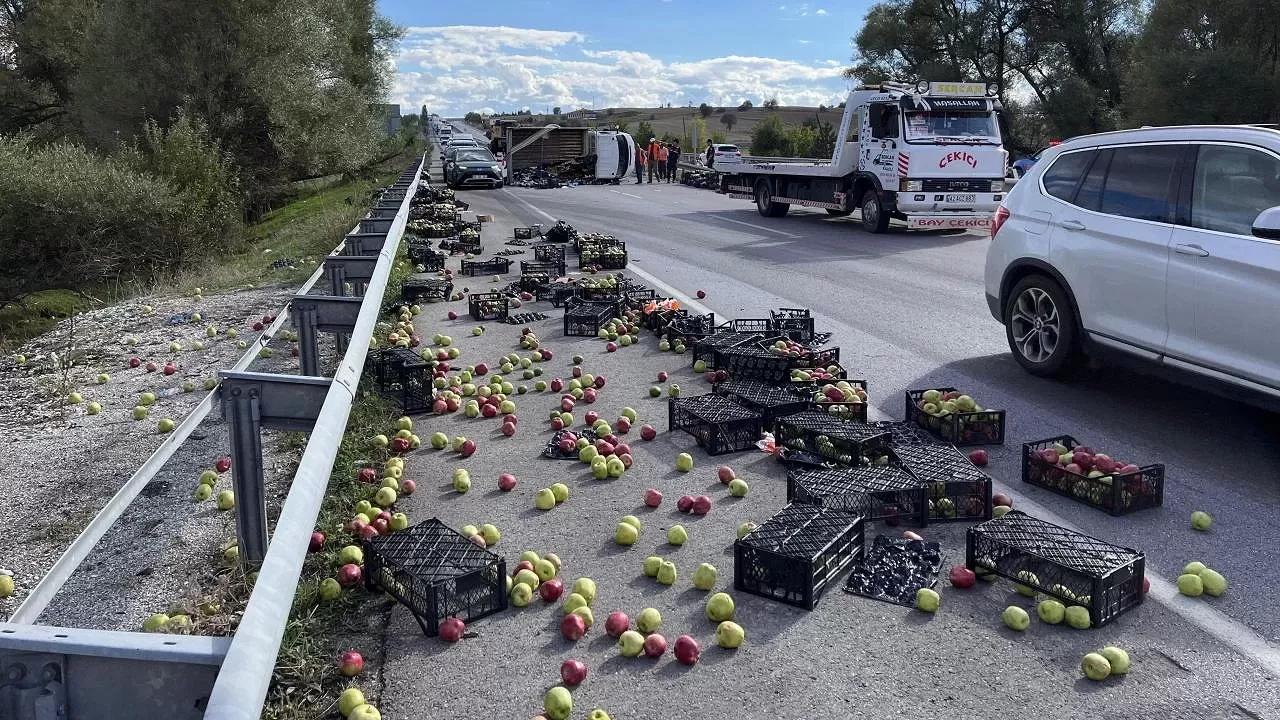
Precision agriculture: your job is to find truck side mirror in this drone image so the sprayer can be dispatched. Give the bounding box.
[1251,206,1280,240]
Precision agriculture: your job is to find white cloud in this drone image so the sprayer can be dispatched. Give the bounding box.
[816,8,828,14]
[392,25,848,116]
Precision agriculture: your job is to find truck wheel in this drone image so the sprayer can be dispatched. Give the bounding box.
[859,190,890,233]
[755,181,789,218]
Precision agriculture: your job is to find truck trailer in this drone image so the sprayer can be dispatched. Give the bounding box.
[721,81,1009,233]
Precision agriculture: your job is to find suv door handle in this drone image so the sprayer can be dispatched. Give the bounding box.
[1061,219,1086,231]
[1175,243,1210,257]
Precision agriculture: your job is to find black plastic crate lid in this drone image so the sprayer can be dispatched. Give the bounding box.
[671,393,759,423]
[737,503,863,560]
[791,465,927,495]
[365,518,502,583]
[970,511,1143,578]
[892,443,990,483]
[776,410,889,443]
[714,379,811,407]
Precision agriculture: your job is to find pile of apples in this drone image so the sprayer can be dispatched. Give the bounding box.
[915,388,984,417]
[790,366,842,383]
[379,304,423,349]
[595,314,642,352]
[811,380,868,408]
[1028,441,1146,508]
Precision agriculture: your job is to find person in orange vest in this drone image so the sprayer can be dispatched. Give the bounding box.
[647,138,662,183]
[634,143,646,184]
[656,143,669,181]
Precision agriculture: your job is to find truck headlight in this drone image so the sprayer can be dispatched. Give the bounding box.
[899,180,922,192]
[990,179,1005,192]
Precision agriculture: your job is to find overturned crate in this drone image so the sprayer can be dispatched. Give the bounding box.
[401,274,452,304]
[668,393,764,456]
[774,410,891,466]
[468,291,509,322]
[563,297,621,337]
[770,307,818,342]
[368,347,434,415]
[734,503,865,610]
[891,442,994,524]
[788,465,928,527]
[693,331,775,366]
[533,243,565,266]
[458,257,513,277]
[967,511,1145,628]
[712,379,811,423]
[663,312,719,348]
[406,238,446,271]
[363,518,508,636]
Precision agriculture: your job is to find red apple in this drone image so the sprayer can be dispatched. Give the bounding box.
[696,290,706,299]
[358,467,378,484]
[557,437,575,453]
[375,511,391,524]
[513,560,535,575]
[470,534,486,547]
[644,488,663,508]
[1143,576,1150,594]
[473,363,489,376]
[593,376,606,389]
[498,473,518,491]
[145,361,158,372]
[447,311,458,320]
[677,495,695,513]
[339,650,363,677]
[337,563,363,587]
[572,366,583,378]
[433,399,449,414]
[550,378,564,392]
[1038,448,1059,465]
[371,518,389,534]
[503,414,518,425]
[613,443,631,457]
[560,613,587,641]
[253,322,265,331]
[992,493,1012,508]
[215,456,232,473]
[1093,454,1117,473]
[163,363,177,376]
[560,658,588,685]
[390,437,411,453]
[358,524,380,540]
[605,611,630,637]
[460,439,476,457]
[967,449,989,467]
[657,371,669,382]
[585,410,600,425]
[948,566,976,589]
[615,417,632,433]
[539,578,565,603]
[606,342,617,352]
[717,466,736,484]
[128,357,142,368]
[560,397,575,412]
[1064,463,1082,475]
[439,616,465,642]
[1072,452,1094,471]
[692,496,712,515]
[903,531,924,542]
[643,633,667,658]
[639,425,657,441]
[619,453,633,468]
[445,398,460,412]
[674,635,701,665]
[399,479,416,495]
[309,532,325,552]
[595,440,614,456]
[551,417,566,431]
[481,404,498,418]
[541,349,553,360]
[582,388,597,403]
[346,517,367,533]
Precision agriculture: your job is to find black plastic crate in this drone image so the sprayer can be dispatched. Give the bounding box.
[363,518,508,636]
[711,379,809,423]
[548,283,579,307]
[788,465,928,526]
[890,443,994,524]
[578,277,627,302]
[533,243,564,264]
[966,511,1145,628]
[693,331,773,366]
[869,421,943,447]
[713,344,794,384]
[622,287,658,313]
[668,393,764,456]
[580,241,628,270]
[514,225,542,240]
[519,271,551,294]
[734,503,865,610]
[575,233,620,254]
[1022,435,1165,515]
[770,308,818,342]
[468,291,509,322]
[563,297,620,337]
[729,318,773,334]
[773,410,891,465]
[521,259,566,280]
[904,387,1006,446]
[439,238,482,255]
[368,348,433,415]
[644,305,684,332]
[401,274,452,303]
[458,257,512,277]
[663,312,719,347]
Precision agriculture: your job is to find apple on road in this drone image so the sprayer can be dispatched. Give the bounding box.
[643,488,663,507]
[338,650,363,677]
[560,658,588,685]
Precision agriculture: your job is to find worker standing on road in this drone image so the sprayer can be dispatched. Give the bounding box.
[656,143,669,181]
[705,139,715,169]
[648,138,662,183]
[667,142,680,183]
[635,144,646,184]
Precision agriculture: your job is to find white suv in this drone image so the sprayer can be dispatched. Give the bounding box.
[984,125,1280,401]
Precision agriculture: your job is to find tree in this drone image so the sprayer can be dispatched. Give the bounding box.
[720,112,738,132]
[763,97,780,110]
[464,111,483,125]
[738,100,753,111]
[552,106,561,115]
[635,120,655,142]
[698,102,714,118]
[750,114,789,155]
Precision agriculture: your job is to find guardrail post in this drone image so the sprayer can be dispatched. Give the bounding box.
[217,372,333,565]
[344,232,387,256]
[290,296,362,377]
[359,217,393,234]
[324,256,377,298]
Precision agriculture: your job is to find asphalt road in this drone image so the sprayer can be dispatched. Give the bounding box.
[376,144,1280,719]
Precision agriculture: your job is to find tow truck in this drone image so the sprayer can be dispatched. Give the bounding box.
[720,81,1009,233]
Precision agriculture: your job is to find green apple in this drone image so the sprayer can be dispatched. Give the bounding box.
[1015,570,1039,596]
[339,545,364,565]
[1184,561,1207,574]
[461,524,479,539]
[571,578,597,604]
[515,569,541,590]
[636,607,661,633]
[1177,573,1204,597]
[14,354,25,365]
[649,386,662,397]
[318,577,342,601]
[588,709,611,720]
[579,445,599,464]
[1001,605,1030,630]
[620,407,638,422]
[96,373,110,384]
[618,630,645,657]
[206,325,218,338]
[606,456,625,478]
[1036,599,1066,624]
[706,592,735,621]
[480,523,500,546]
[203,378,217,390]
[193,484,213,501]
[535,488,557,510]
[667,525,688,546]
[620,515,641,531]
[510,582,534,607]
[1081,652,1112,681]
[992,505,1012,518]
[1099,646,1130,675]
[571,605,595,629]
[390,513,408,531]
[1198,568,1227,596]
[534,558,557,581]
[355,500,374,517]
[453,474,471,493]
[543,553,563,573]
[536,380,548,391]
[656,561,677,585]
[675,452,693,472]
[736,522,757,539]
[338,688,367,717]
[142,613,170,632]
[1190,510,1212,530]
[915,587,940,612]
[643,556,663,578]
[157,418,176,433]
[562,593,588,616]
[669,384,681,397]
[1064,605,1092,629]
[693,359,707,373]
[258,347,273,358]
[216,490,235,510]
[550,482,570,503]
[715,620,745,648]
[132,405,149,421]
[728,478,749,497]
[614,522,639,545]
[692,563,718,591]
[374,487,397,507]
[182,381,195,392]
[139,391,157,406]
[86,401,102,415]
[521,551,541,564]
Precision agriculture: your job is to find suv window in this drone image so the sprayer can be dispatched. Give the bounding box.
[1040,150,1094,202]
[1190,144,1280,235]
[1098,145,1181,222]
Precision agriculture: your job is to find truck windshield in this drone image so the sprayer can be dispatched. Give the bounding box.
[904,111,999,143]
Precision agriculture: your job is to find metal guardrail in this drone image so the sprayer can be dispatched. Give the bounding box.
[0,154,426,720]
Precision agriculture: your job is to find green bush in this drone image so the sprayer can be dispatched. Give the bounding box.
[0,129,242,303]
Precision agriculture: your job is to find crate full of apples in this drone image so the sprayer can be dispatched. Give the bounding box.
[766,339,840,368]
[808,379,869,422]
[904,387,1006,446]
[1022,436,1165,515]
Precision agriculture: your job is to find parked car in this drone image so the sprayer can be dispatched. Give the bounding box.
[444,148,504,189]
[985,125,1280,402]
[706,143,743,167]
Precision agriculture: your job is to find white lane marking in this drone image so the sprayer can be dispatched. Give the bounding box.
[709,214,801,238]
[609,190,642,200]
[508,183,1280,678]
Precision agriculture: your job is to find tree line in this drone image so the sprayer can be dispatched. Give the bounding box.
[848,0,1280,151]
[0,0,408,302]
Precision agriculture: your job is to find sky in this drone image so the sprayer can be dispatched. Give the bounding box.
[378,0,872,116]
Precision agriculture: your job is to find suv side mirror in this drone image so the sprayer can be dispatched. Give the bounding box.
[1252,206,1280,240]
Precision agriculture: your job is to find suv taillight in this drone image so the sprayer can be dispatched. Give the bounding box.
[991,205,1010,239]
